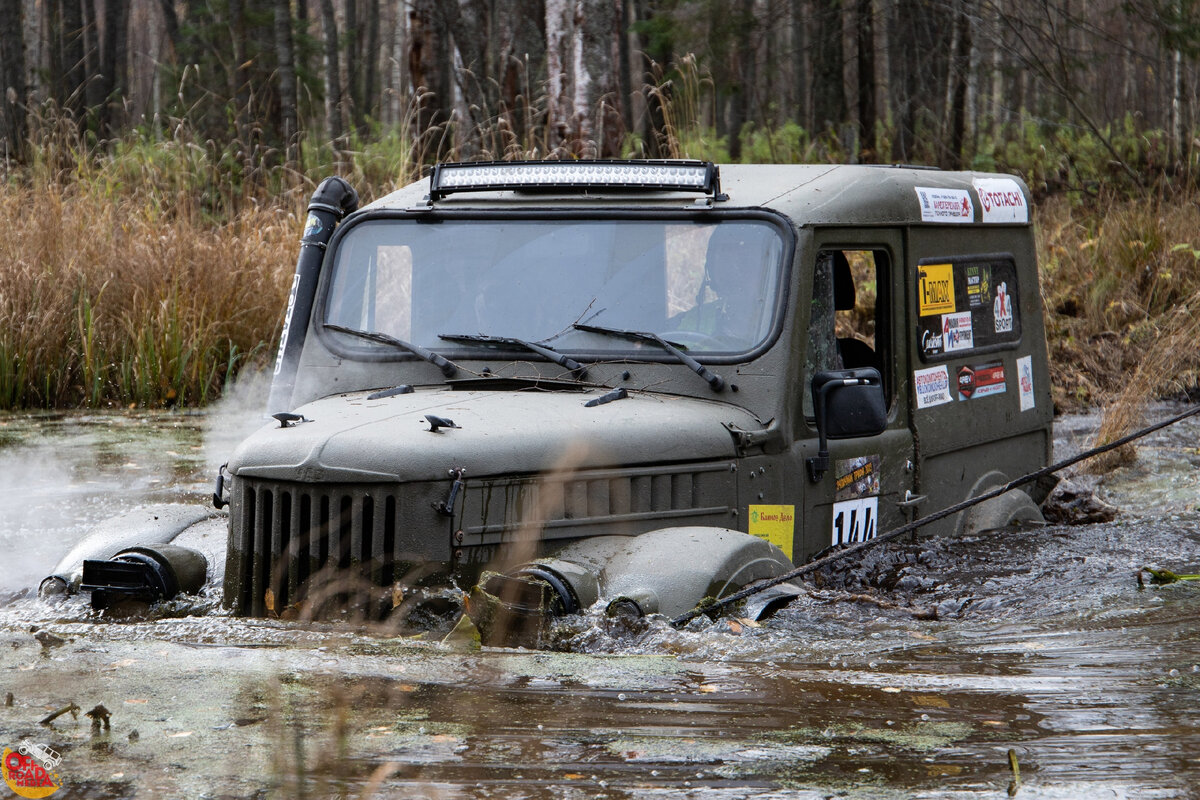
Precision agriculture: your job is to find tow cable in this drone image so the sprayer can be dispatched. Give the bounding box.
[670,403,1200,628]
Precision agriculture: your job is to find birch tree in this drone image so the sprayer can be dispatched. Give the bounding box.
[545,0,623,156]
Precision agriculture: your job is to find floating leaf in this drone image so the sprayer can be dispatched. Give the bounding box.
[1137,566,1200,587]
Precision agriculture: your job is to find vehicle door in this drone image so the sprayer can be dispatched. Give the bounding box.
[791,230,918,562]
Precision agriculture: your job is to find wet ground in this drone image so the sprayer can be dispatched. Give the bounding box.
[0,404,1198,798]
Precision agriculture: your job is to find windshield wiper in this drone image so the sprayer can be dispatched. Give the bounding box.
[572,322,724,391]
[438,333,587,379]
[325,323,458,377]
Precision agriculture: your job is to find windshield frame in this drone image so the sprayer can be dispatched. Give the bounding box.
[312,208,795,367]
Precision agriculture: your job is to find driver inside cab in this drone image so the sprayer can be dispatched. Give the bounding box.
[667,224,775,350]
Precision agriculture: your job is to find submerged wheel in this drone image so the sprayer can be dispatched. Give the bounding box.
[960,489,1044,535]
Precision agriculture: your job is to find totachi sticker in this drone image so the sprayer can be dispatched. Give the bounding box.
[974,177,1029,224]
[942,312,974,352]
[914,365,953,409]
[1017,355,1035,411]
[915,187,974,223]
[957,361,1006,400]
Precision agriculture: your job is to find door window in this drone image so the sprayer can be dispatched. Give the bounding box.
[804,248,891,418]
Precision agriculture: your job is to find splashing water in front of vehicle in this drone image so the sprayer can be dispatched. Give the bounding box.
[0,404,1198,798]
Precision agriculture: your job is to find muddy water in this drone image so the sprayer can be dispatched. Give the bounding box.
[1,406,1199,798]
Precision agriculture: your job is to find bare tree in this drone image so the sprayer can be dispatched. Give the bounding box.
[855,0,876,159]
[275,0,300,167]
[543,0,622,155]
[320,0,345,146]
[0,0,24,162]
[95,0,131,139]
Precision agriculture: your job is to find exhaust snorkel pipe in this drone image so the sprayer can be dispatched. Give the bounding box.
[267,176,359,415]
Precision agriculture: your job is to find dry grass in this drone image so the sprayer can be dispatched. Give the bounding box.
[1037,190,1200,415]
[1036,190,1200,471]
[0,182,300,408]
[4,100,1200,418]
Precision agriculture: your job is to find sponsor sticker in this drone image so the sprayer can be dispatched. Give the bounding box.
[918,263,956,316]
[835,455,881,501]
[915,187,975,223]
[749,505,795,555]
[1017,355,1035,411]
[832,497,879,547]
[966,264,991,309]
[914,365,953,409]
[993,281,1013,333]
[942,312,974,352]
[957,361,1007,401]
[302,212,324,239]
[273,272,302,376]
[974,177,1029,224]
[4,741,63,798]
[921,328,944,358]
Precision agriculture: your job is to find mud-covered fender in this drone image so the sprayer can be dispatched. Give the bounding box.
[525,526,800,620]
[40,504,227,597]
[957,470,1044,536]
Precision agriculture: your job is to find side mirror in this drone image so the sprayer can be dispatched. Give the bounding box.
[807,368,887,482]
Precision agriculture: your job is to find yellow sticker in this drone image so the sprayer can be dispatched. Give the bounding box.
[918,263,956,316]
[748,505,795,556]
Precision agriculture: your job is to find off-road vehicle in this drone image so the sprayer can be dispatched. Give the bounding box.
[44,160,1053,633]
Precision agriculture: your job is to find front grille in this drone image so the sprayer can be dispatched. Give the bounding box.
[459,461,737,546]
[225,478,445,617]
[226,463,737,617]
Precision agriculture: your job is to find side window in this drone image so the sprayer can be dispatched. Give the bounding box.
[916,254,1021,361]
[805,248,890,418]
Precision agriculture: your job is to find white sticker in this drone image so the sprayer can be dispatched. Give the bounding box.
[273,272,302,376]
[974,177,1029,224]
[914,365,953,409]
[942,312,974,352]
[993,281,1013,333]
[915,187,974,223]
[832,497,879,547]
[1017,355,1035,411]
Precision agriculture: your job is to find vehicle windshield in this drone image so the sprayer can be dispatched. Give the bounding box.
[323,217,787,358]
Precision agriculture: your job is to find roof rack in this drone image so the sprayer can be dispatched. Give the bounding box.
[428,159,722,201]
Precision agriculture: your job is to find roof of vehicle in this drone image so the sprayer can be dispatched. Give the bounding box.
[361,162,1032,228]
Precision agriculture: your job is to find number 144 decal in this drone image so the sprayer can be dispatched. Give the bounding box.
[831,497,878,546]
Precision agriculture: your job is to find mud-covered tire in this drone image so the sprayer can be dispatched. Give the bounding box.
[960,489,1044,535]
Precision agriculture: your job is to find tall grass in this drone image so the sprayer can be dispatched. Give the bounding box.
[1037,190,1200,412]
[0,178,299,408]
[3,89,1200,414]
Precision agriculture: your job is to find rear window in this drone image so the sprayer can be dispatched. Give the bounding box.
[915,254,1021,361]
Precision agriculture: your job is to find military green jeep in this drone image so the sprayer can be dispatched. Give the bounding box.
[47,161,1054,632]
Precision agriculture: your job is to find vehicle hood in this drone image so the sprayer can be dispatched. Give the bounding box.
[228,387,762,482]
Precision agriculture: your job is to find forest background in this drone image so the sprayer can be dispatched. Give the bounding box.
[0,0,1199,424]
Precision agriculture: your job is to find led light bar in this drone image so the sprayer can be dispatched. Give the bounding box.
[428,159,721,200]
